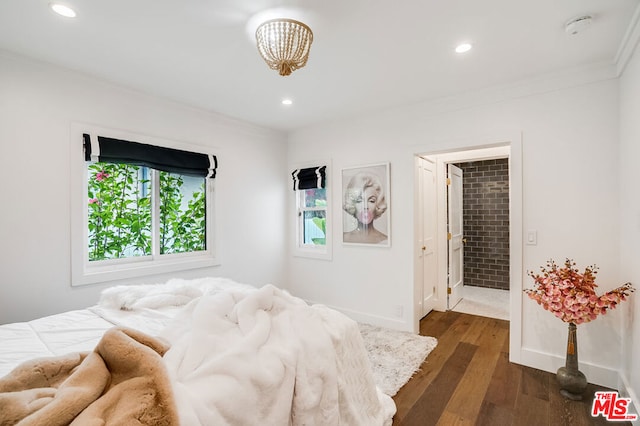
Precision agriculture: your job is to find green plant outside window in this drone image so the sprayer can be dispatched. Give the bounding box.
[87,162,206,261]
[300,188,326,246]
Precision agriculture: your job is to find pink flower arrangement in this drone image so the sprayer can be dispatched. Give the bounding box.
[525,259,634,324]
[88,198,100,205]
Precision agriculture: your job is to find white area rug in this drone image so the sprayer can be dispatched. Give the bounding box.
[452,285,510,321]
[359,323,437,396]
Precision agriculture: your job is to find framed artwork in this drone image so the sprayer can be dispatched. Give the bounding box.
[341,162,390,247]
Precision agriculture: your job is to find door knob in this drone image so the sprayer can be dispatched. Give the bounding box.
[421,246,426,251]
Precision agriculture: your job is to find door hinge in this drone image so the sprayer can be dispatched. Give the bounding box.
[446,178,451,185]
[447,232,452,240]
[433,286,436,294]
[447,287,452,294]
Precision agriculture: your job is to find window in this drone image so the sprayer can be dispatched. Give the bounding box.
[292,165,331,259]
[298,188,327,247]
[87,163,206,260]
[71,129,218,286]
[87,163,153,260]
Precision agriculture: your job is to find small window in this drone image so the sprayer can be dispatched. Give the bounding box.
[71,129,218,286]
[298,188,327,246]
[292,165,331,259]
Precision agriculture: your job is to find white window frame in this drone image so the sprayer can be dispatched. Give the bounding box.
[70,123,219,286]
[292,161,332,260]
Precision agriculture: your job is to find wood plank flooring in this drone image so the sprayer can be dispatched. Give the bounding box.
[392,310,631,426]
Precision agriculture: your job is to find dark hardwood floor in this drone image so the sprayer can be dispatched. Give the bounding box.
[392,310,631,426]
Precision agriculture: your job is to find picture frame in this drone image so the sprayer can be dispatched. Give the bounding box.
[341,162,390,247]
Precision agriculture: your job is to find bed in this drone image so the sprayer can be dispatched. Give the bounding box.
[0,277,396,425]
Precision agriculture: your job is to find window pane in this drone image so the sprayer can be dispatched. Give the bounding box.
[159,172,206,254]
[303,188,326,208]
[302,211,326,246]
[87,163,151,261]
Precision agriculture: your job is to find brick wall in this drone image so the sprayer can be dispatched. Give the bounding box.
[453,159,510,290]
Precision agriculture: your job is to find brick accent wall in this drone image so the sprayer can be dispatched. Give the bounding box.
[453,159,510,290]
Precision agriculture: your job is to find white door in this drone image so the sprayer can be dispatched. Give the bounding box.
[418,157,437,317]
[447,164,464,310]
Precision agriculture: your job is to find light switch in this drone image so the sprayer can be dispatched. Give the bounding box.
[527,230,537,245]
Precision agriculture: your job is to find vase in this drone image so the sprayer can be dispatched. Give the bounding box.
[556,322,588,400]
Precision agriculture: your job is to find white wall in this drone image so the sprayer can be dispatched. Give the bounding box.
[288,74,625,387]
[0,51,288,324]
[619,40,640,410]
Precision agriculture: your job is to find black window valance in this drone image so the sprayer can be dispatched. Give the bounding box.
[83,133,217,178]
[291,166,326,190]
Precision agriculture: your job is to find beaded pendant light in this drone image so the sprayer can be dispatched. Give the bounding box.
[255,18,313,76]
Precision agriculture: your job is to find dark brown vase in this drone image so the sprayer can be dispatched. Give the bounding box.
[556,322,588,400]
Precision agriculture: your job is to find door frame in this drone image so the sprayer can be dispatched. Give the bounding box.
[413,136,524,364]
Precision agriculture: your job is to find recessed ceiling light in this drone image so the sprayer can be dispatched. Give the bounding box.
[455,43,472,54]
[282,99,293,106]
[50,3,77,18]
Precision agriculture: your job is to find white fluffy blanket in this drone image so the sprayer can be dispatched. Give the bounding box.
[98,277,254,311]
[159,284,395,425]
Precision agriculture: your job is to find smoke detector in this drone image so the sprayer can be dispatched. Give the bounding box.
[565,15,593,35]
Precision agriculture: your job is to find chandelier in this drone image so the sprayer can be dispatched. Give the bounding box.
[255,18,313,76]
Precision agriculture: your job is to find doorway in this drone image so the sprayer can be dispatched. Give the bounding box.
[414,138,524,363]
[450,158,510,321]
[415,144,514,321]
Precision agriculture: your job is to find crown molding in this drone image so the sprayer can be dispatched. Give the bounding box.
[371,61,618,123]
[615,3,640,77]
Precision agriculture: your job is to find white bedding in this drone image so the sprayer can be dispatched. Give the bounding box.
[0,309,112,377]
[0,307,175,377]
[0,277,396,425]
[0,277,252,377]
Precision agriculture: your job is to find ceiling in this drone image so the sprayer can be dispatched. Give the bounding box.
[0,0,638,131]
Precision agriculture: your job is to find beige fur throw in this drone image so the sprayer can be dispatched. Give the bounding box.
[0,327,179,426]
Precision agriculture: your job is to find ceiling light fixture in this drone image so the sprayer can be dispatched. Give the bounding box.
[50,3,76,18]
[455,43,472,53]
[282,99,293,105]
[256,18,313,76]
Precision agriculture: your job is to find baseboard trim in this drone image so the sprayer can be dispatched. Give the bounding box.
[303,299,411,331]
[617,372,640,419]
[517,347,618,389]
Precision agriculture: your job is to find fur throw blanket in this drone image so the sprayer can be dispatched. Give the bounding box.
[160,284,394,425]
[0,327,179,426]
[98,277,254,311]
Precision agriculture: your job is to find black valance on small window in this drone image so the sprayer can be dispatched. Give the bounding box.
[291,166,326,190]
[83,133,217,178]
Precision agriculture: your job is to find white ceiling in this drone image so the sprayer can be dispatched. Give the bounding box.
[0,0,638,131]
